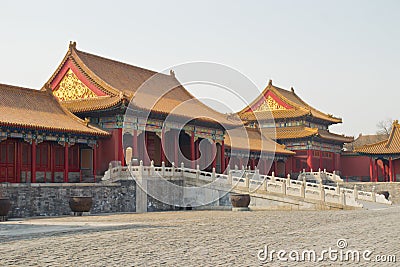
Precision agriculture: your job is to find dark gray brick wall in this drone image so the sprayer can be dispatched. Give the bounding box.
[0,180,136,218]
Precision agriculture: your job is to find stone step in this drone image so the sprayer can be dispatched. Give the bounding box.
[358,200,393,210]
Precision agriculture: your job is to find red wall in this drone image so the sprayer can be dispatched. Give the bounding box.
[340,154,370,181]
[96,129,121,174]
[393,159,400,182]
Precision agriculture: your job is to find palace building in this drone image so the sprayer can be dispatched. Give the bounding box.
[0,42,296,183]
[355,120,400,182]
[0,84,108,183]
[44,42,296,175]
[238,80,353,177]
[2,42,375,184]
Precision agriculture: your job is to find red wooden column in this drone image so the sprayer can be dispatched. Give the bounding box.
[389,158,393,182]
[381,160,386,182]
[133,130,138,158]
[16,141,21,183]
[64,143,69,183]
[369,158,374,182]
[174,131,178,165]
[195,140,199,166]
[250,158,254,170]
[220,140,225,173]
[239,157,243,169]
[212,141,216,169]
[274,160,278,174]
[307,149,313,171]
[283,161,287,176]
[336,153,341,173]
[292,157,295,173]
[141,133,145,163]
[393,161,397,182]
[190,132,195,169]
[93,145,97,182]
[50,144,55,183]
[118,128,125,166]
[161,129,166,164]
[332,153,336,172]
[374,159,378,182]
[319,150,323,170]
[263,158,268,175]
[144,132,149,166]
[31,140,37,183]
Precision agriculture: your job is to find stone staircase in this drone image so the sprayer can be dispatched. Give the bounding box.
[102,161,392,210]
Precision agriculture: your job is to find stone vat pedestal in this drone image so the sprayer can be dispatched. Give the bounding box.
[232,207,250,212]
[69,196,93,216]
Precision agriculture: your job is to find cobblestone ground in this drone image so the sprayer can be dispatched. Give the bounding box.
[0,207,399,266]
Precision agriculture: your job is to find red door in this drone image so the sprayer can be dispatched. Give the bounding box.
[0,140,16,183]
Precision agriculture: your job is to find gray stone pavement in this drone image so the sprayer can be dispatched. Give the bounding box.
[0,207,399,266]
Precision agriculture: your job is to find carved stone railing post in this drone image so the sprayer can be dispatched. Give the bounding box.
[161,161,165,177]
[254,169,260,180]
[171,162,175,177]
[320,185,325,202]
[340,189,346,206]
[263,177,268,191]
[282,176,286,195]
[119,163,123,176]
[139,160,144,177]
[335,182,340,194]
[235,164,238,171]
[245,173,250,189]
[150,160,155,176]
[371,186,376,202]
[271,172,275,183]
[212,167,216,180]
[108,162,113,179]
[226,165,230,174]
[353,184,358,200]
[228,170,232,185]
[196,165,200,180]
[181,162,185,177]
[300,180,305,198]
[318,168,321,182]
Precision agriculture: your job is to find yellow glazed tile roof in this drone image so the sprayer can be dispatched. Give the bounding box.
[261,126,353,142]
[356,121,400,155]
[224,127,295,155]
[238,80,342,124]
[0,84,109,136]
[46,42,241,127]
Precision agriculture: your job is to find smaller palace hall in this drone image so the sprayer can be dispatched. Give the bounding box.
[0,42,398,183]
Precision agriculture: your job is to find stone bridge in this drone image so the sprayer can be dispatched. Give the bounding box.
[102,161,392,212]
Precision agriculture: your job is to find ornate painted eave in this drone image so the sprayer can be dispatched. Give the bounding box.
[238,80,342,124]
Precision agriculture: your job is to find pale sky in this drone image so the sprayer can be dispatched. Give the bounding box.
[1,0,399,137]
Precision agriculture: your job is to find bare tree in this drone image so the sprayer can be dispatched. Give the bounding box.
[376,118,393,136]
